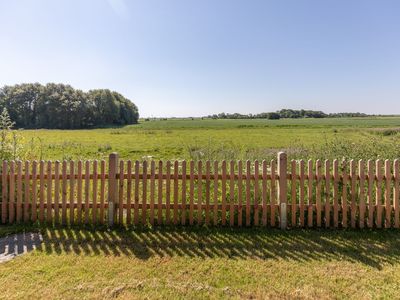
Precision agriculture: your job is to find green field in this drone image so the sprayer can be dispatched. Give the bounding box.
[1,225,400,299]
[15,117,400,162]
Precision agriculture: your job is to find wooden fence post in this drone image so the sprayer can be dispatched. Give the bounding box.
[108,153,119,227]
[278,152,287,229]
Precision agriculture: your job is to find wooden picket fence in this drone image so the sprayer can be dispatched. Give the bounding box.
[0,152,399,228]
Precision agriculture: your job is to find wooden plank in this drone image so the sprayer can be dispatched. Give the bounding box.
[142,161,148,224]
[134,161,140,225]
[394,159,399,228]
[384,159,391,228]
[359,160,365,229]
[174,161,179,225]
[31,161,37,222]
[262,160,268,226]
[333,159,339,228]
[54,161,60,224]
[324,160,330,228]
[291,160,296,227]
[85,161,90,224]
[149,160,155,225]
[238,160,243,227]
[16,161,23,223]
[221,160,227,226]
[126,160,132,225]
[229,160,235,226]
[213,161,218,226]
[46,161,52,223]
[77,161,83,223]
[299,160,305,227]
[307,160,313,227]
[92,160,98,224]
[181,160,187,225]
[157,161,163,225]
[270,159,276,227]
[350,160,357,228]
[367,160,374,228]
[246,160,251,226]
[316,159,322,227]
[205,161,211,226]
[38,160,44,223]
[1,161,7,224]
[189,161,195,225]
[69,161,75,224]
[61,161,67,225]
[107,153,118,227]
[100,160,106,224]
[278,152,288,229]
[197,161,203,225]
[254,160,259,226]
[376,159,383,228]
[342,160,348,228]
[24,161,30,223]
[166,161,171,225]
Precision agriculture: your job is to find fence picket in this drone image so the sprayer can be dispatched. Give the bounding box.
[17,161,23,223]
[316,160,322,227]
[197,161,203,225]
[359,160,365,229]
[221,160,227,226]
[246,160,251,226]
[299,160,305,227]
[70,161,75,225]
[31,161,37,222]
[333,160,339,228]
[182,160,187,225]
[229,160,235,226]
[92,160,98,224]
[54,161,60,224]
[46,161,52,223]
[39,161,44,223]
[291,160,296,227]
[342,160,348,228]
[142,161,148,225]
[174,161,179,225]
[134,161,140,225]
[324,160,330,228]
[149,161,155,225]
[213,161,218,226]
[119,160,125,224]
[376,159,383,228]
[77,161,83,223]
[307,160,313,227]
[205,161,211,226]
[157,161,163,225]
[126,160,132,225]
[166,161,171,224]
[62,161,67,225]
[385,160,391,228]
[394,159,399,228]
[189,161,194,225]
[350,160,356,228]
[270,160,276,227]
[262,160,268,226]
[367,160,374,228]
[2,161,8,224]
[85,161,90,224]
[254,160,259,226]
[24,161,30,223]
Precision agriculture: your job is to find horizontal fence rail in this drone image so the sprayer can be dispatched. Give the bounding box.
[0,152,399,229]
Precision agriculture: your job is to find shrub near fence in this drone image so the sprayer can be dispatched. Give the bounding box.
[0,152,399,229]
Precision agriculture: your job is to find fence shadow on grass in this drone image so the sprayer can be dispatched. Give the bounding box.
[3,226,400,269]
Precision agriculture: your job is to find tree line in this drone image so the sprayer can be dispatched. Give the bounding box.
[0,83,139,129]
[205,109,370,120]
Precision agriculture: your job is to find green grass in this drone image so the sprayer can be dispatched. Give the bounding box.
[16,117,400,161]
[1,225,400,299]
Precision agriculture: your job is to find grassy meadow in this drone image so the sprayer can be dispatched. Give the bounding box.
[2,225,400,299]
[16,116,400,162]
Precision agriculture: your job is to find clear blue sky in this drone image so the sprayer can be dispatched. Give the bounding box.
[1,0,400,117]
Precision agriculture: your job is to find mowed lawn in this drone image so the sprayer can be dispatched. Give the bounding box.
[18,117,400,161]
[1,225,400,299]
